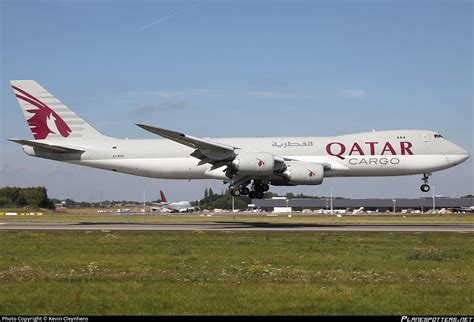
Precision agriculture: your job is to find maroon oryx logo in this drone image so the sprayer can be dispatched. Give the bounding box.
[308,169,315,178]
[257,158,265,167]
[12,85,71,140]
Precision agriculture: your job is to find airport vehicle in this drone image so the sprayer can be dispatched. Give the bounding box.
[8,80,470,199]
[150,191,195,212]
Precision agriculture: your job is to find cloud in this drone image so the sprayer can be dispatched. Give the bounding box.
[132,101,188,116]
[240,90,292,98]
[340,89,368,98]
[118,89,212,98]
[120,89,299,99]
[140,2,201,30]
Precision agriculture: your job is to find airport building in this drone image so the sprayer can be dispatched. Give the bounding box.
[251,197,473,212]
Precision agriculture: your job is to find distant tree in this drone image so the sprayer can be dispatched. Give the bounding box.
[209,188,215,201]
[0,186,54,209]
[15,196,27,207]
[461,194,473,198]
[49,198,61,204]
[64,198,76,207]
[263,192,279,199]
[194,187,251,210]
[0,196,9,206]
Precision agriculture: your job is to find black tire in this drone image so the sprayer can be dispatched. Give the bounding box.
[255,191,264,199]
[231,188,241,196]
[249,191,257,199]
[262,184,270,192]
[254,184,263,192]
[420,184,430,193]
[241,187,250,195]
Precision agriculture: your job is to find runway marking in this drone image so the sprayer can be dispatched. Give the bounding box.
[0,223,473,233]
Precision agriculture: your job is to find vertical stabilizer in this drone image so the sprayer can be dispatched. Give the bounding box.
[160,191,168,203]
[10,80,104,140]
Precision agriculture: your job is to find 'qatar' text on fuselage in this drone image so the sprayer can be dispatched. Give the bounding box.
[326,141,413,160]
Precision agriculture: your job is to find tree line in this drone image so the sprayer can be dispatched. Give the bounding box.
[194,188,252,210]
[0,186,55,209]
[192,188,351,210]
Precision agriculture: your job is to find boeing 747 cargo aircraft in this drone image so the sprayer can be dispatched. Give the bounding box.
[8,81,470,199]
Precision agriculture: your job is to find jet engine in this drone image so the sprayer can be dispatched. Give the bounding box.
[280,161,324,185]
[231,152,275,175]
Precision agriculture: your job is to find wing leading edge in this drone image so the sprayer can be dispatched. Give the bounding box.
[136,124,236,169]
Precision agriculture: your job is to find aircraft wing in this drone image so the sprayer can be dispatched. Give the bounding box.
[8,139,84,154]
[136,124,331,181]
[150,202,170,207]
[136,124,237,168]
[150,203,175,212]
[150,205,174,213]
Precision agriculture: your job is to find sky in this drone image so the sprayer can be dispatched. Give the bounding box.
[0,0,472,202]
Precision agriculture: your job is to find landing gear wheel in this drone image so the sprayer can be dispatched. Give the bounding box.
[241,187,250,195]
[230,188,241,196]
[249,191,257,199]
[255,191,264,199]
[261,184,270,192]
[421,173,431,192]
[253,184,263,192]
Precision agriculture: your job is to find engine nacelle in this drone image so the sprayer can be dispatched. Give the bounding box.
[281,161,324,185]
[232,152,275,175]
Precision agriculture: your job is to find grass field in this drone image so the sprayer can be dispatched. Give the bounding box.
[0,231,472,315]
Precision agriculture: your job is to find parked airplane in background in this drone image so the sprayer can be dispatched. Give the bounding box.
[150,191,195,213]
[8,81,470,199]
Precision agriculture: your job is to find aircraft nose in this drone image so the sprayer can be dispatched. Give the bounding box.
[460,149,470,163]
[457,144,470,161]
[449,144,469,165]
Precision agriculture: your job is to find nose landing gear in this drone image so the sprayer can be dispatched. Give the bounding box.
[420,173,431,192]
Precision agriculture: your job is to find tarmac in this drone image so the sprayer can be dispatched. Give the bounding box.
[1,222,473,232]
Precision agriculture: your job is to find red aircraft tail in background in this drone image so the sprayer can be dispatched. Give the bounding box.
[160,190,168,203]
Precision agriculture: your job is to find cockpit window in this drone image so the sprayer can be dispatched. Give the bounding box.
[434,134,443,138]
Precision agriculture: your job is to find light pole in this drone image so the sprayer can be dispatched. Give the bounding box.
[330,186,333,214]
[392,199,396,213]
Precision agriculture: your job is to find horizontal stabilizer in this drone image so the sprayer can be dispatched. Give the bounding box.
[8,139,84,154]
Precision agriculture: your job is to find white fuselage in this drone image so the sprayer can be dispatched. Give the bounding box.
[151,201,194,212]
[24,130,469,182]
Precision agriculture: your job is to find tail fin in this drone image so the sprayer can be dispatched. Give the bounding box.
[10,80,104,140]
[160,191,168,203]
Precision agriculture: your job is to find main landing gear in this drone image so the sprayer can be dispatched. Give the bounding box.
[230,181,269,199]
[420,173,431,192]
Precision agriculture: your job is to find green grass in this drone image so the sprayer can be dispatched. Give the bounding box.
[0,231,472,315]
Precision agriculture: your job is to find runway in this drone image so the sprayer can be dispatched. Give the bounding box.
[1,222,473,232]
